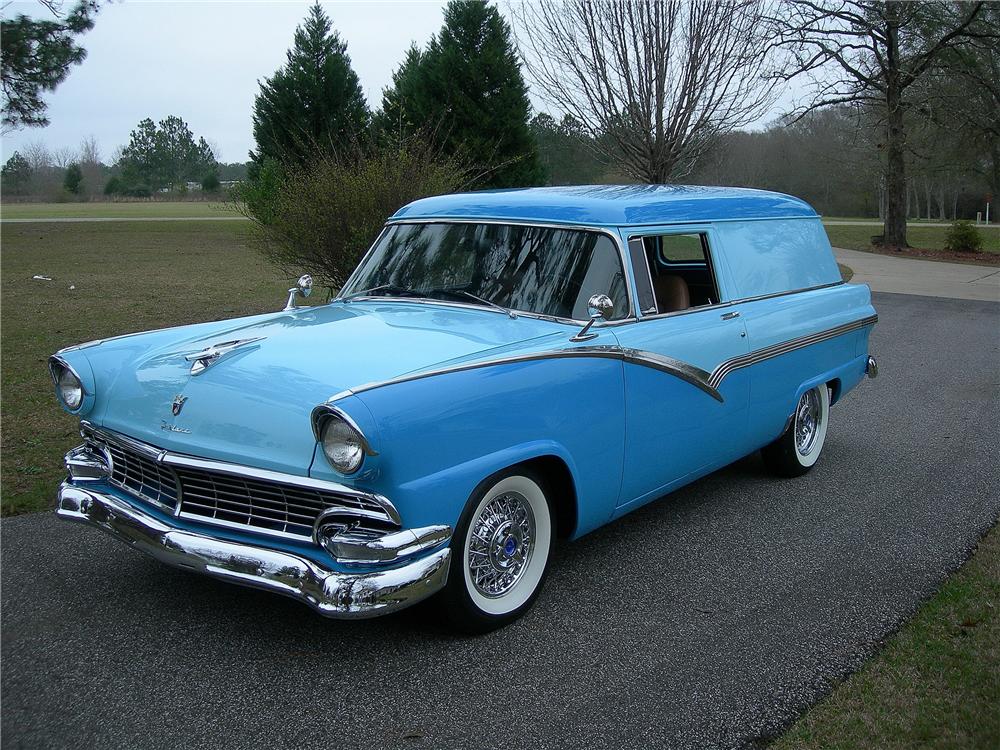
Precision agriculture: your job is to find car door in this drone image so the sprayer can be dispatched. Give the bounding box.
[611,226,751,511]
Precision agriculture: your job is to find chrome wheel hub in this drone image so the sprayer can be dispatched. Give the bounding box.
[794,389,822,455]
[468,492,534,598]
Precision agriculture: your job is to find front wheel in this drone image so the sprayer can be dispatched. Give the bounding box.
[440,469,553,633]
[762,383,830,477]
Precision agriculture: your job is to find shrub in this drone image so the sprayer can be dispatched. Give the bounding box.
[201,172,221,192]
[944,221,983,253]
[103,175,122,195]
[235,135,473,290]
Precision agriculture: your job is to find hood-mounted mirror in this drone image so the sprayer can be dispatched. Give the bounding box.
[283,274,313,311]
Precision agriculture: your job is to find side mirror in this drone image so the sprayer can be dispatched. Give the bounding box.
[283,274,313,311]
[570,293,614,341]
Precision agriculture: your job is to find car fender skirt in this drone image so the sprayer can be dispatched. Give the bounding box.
[56,483,451,619]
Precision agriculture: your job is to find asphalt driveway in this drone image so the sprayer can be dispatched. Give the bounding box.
[3,291,998,750]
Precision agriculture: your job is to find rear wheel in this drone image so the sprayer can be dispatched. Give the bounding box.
[762,383,830,477]
[440,469,553,633]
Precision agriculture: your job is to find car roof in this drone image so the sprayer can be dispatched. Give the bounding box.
[390,185,818,226]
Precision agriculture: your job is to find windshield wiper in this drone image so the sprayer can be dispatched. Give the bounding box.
[426,287,517,319]
[339,284,422,303]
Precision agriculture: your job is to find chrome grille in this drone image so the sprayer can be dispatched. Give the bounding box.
[84,428,397,541]
[174,468,391,538]
[104,442,178,511]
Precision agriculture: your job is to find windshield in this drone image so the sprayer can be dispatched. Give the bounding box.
[342,222,630,321]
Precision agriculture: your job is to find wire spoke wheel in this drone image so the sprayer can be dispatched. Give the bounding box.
[447,471,554,630]
[467,491,535,598]
[794,388,823,456]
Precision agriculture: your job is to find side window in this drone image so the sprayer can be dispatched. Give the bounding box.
[631,232,721,314]
[627,238,656,315]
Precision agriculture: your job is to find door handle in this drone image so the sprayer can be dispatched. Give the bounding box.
[720,311,740,320]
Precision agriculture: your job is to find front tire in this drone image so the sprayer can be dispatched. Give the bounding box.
[440,469,553,633]
[762,383,830,477]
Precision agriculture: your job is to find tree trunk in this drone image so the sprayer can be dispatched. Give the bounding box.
[938,183,946,221]
[990,143,1000,198]
[924,179,932,221]
[882,9,907,249]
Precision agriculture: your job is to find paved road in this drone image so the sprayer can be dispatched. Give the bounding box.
[3,292,998,750]
[834,246,1000,302]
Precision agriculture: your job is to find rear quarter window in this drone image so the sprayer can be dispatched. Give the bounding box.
[715,218,841,299]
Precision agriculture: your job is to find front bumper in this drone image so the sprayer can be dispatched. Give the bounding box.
[56,482,451,619]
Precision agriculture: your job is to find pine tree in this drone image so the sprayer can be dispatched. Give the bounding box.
[251,3,369,166]
[378,0,543,188]
[64,163,84,194]
[1,1,100,129]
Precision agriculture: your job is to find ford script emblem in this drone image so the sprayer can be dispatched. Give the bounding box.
[171,394,188,416]
[160,420,191,434]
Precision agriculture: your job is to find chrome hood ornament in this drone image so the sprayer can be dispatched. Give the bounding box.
[185,337,265,376]
[171,394,188,415]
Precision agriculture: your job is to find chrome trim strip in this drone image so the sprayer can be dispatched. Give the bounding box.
[325,314,878,405]
[631,280,847,323]
[706,314,879,389]
[56,483,451,619]
[619,348,720,401]
[336,218,636,325]
[79,422,403,528]
[329,344,722,403]
[730,280,846,306]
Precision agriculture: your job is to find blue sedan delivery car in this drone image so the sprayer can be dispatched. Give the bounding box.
[51,186,878,632]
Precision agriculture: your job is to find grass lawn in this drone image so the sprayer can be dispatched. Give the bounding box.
[824,223,1000,255]
[1,201,242,220]
[0,220,302,515]
[773,524,999,749]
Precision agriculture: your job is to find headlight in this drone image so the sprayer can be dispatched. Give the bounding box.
[51,361,84,411]
[321,416,365,474]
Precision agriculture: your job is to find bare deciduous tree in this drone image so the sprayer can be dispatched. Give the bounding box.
[511,0,780,183]
[768,0,990,250]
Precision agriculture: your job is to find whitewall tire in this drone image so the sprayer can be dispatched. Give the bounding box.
[762,383,830,477]
[441,469,553,632]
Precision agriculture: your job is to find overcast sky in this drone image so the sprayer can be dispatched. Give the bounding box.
[1,0,795,165]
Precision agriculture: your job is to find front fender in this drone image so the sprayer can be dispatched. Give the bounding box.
[339,348,626,538]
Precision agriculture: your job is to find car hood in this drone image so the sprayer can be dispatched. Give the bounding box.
[80,301,567,472]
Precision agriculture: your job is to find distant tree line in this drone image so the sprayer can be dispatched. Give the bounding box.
[2,120,251,201]
[4,0,997,249]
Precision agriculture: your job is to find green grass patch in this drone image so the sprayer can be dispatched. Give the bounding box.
[0,221,304,515]
[773,524,1000,749]
[824,223,1000,255]
[837,263,854,282]
[1,201,242,220]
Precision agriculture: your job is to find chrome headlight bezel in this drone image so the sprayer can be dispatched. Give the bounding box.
[321,416,365,474]
[49,356,87,413]
[313,405,378,475]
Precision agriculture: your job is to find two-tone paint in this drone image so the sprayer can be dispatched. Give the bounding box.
[52,185,878,616]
